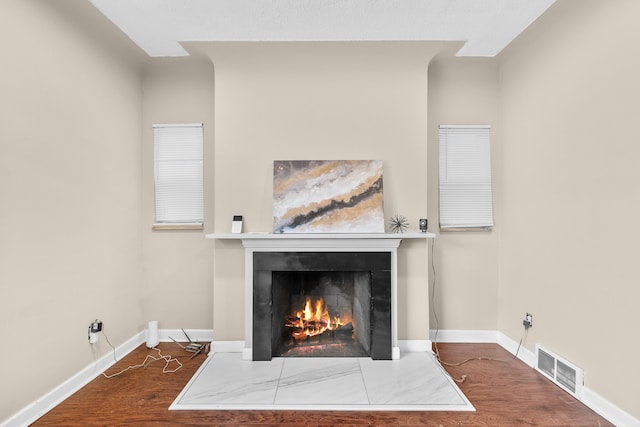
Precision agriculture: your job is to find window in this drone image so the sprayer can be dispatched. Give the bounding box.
[438,125,494,230]
[153,123,203,229]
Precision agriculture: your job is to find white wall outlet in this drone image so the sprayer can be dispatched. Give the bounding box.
[523,312,533,329]
[88,328,99,344]
[88,319,102,343]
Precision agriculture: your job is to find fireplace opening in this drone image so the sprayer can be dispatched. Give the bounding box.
[253,252,391,361]
[272,271,371,357]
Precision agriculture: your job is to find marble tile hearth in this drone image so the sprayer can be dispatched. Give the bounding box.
[170,352,474,411]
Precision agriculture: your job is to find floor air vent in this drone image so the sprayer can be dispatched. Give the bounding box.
[535,344,583,400]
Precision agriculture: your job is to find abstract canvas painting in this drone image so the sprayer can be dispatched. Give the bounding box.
[273,160,385,233]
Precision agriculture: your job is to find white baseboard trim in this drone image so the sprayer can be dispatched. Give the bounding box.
[583,388,640,427]
[158,328,214,344]
[210,340,245,354]
[495,331,536,367]
[430,329,640,427]
[1,330,146,427]
[398,339,433,354]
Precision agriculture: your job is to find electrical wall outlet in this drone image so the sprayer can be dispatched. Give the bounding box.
[88,319,103,344]
[523,312,533,329]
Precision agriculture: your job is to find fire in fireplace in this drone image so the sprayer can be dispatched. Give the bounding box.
[272,270,370,357]
[282,295,357,356]
[253,251,392,361]
[285,296,349,342]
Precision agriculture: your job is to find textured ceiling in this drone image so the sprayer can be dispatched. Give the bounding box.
[89,0,555,57]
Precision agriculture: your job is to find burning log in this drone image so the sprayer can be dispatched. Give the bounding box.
[285,316,329,328]
[285,296,347,342]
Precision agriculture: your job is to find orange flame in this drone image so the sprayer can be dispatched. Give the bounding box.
[289,296,344,341]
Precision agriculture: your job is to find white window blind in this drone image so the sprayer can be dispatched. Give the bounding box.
[438,125,494,229]
[153,123,203,225]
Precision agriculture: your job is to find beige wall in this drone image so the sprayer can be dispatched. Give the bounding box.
[3,0,640,423]
[196,42,440,341]
[498,0,640,419]
[0,0,145,422]
[427,54,501,331]
[141,57,215,329]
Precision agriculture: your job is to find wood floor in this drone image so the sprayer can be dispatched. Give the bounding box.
[32,343,613,426]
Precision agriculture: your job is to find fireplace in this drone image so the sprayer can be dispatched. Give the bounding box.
[206,233,434,361]
[273,270,370,357]
[253,252,391,360]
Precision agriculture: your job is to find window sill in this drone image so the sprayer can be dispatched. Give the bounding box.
[152,223,204,231]
[439,226,493,232]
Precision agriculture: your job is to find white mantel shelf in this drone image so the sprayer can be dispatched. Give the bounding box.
[206,232,435,251]
[206,232,435,242]
[206,232,434,360]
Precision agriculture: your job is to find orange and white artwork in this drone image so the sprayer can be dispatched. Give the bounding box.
[272,160,385,233]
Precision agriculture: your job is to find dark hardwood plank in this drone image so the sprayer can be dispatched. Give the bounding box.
[32,343,613,426]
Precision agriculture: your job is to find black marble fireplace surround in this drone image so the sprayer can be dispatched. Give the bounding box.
[253,252,392,361]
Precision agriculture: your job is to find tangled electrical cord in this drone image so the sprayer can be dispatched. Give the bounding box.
[102,347,183,379]
[98,329,182,378]
[429,238,512,384]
